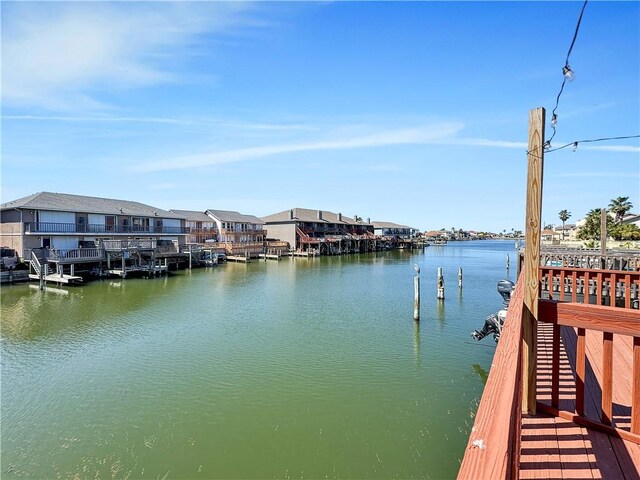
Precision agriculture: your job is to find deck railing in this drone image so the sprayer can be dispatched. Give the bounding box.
[458,273,525,480]
[102,239,156,251]
[540,266,640,308]
[224,242,264,256]
[541,248,640,271]
[25,222,189,235]
[538,266,640,443]
[48,248,103,262]
[156,244,179,255]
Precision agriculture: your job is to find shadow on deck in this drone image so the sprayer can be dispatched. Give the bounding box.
[520,324,639,479]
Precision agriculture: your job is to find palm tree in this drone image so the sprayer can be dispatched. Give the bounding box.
[577,208,613,241]
[609,196,633,223]
[558,210,571,240]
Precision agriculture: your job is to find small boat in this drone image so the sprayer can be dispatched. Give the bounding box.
[471,279,515,343]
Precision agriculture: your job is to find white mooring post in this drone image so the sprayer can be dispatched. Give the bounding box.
[458,267,463,289]
[413,264,420,321]
[437,267,445,300]
[506,254,510,270]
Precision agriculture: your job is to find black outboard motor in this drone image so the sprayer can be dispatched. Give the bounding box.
[471,280,515,343]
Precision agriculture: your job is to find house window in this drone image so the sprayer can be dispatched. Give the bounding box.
[105,216,116,232]
[132,217,149,232]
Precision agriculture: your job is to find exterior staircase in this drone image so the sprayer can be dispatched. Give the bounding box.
[28,250,50,286]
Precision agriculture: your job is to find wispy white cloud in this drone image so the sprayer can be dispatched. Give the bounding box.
[441,138,527,149]
[550,172,640,178]
[129,122,639,173]
[2,114,192,125]
[131,123,465,172]
[1,2,258,111]
[1,114,315,131]
[581,145,640,153]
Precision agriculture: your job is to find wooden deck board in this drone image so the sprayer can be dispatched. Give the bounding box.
[520,415,562,479]
[519,322,640,479]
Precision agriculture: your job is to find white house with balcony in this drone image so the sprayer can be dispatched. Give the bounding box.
[0,192,189,280]
[204,209,266,257]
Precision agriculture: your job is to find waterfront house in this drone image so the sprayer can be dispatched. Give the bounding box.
[371,221,416,239]
[622,212,640,228]
[541,228,559,243]
[204,209,266,257]
[261,208,376,255]
[553,223,578,241]
[371,221,419,249]
[0,191,189,281]
[170,209,219,244]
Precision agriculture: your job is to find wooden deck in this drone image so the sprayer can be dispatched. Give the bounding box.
[458,266,640,480]
[520,323,640,479]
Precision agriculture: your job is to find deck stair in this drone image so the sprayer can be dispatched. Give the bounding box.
[296,226,310,239]
[28,250,49,278]
[28,250,84,286]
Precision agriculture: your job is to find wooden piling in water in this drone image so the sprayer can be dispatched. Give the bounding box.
[506,254,510,269]
[414,273,420,321]
[458,267,463,289]
[437,267,445,299]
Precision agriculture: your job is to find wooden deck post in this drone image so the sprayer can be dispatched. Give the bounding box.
[522,107,545,414]
[600,208,607,269]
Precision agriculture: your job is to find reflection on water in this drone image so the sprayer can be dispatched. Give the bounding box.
[413,321,421,368]
[436,299,446,327]
[472,363,490,385]
[1,241,516,479]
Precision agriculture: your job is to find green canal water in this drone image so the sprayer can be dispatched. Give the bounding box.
[1,240,518,479]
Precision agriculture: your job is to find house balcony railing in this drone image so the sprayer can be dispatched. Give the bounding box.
[219,228,266,236]
[24,222,189,235]
[187,227,219,234]
[102,239,156,251]
[48,248,104,262]
[223,241,265,256]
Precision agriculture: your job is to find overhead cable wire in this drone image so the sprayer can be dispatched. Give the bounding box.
[526,134,640,158]
[547,0,589,148]
[545,134,640,153]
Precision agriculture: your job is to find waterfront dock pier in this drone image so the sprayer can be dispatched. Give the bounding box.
[458,107,640,479]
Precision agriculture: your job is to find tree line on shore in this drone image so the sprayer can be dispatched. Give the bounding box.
[557,196,640,241]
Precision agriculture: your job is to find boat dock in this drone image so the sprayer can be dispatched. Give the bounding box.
[226,255,250,263]
[28,272,83,284]
[258,253,281,260]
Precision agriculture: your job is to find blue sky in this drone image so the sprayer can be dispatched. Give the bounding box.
[2,1,638,232]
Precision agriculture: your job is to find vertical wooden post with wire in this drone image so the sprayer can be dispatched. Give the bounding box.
[600,208,607,269]
[523,107,545,414]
